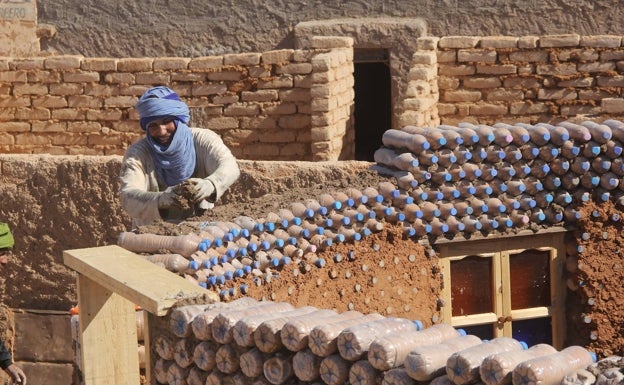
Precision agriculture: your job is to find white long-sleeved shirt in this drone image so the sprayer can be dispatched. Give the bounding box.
[120,127,240,227]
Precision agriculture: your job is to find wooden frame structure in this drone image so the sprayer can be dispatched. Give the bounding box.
[435,228,568,349]
[63,245,218,385]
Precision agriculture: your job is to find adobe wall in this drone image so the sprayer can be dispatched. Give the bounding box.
[0,38,355,161]
[4,34,624,160]
[37,1,624,58]
[413,34,624,126]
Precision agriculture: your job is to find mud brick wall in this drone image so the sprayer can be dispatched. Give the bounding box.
[419,34,624,126]
[4,34,624,160]
[0,37,355,161]
[310,37,355,160]
[399,38,440,128]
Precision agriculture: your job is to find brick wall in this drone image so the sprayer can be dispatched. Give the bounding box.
[310,36,355,160]
[0,39,355,161]
[4,34,624,160]
[405,34,624,126]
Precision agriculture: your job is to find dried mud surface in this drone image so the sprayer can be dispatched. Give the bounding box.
[139,165,443,325]
[570,200,624,357]
[137,166,624,357]
[218,224,441,326]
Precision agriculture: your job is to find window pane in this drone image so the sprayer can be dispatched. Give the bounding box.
[512,317,552,346]
[509,250,551,309]
[451,255,493,316]
[460,323,494,340]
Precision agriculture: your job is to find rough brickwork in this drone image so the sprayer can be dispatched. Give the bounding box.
[0,46,355,161]
[421,34,624,126]
[4,34,624,161]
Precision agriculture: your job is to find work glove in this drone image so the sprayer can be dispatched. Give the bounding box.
[188,178,215,203]
[157,186,178,209]
[5,363,27,384]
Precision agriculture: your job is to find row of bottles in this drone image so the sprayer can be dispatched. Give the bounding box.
[382,120,622,156]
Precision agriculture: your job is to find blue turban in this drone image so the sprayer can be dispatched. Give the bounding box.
[135,86,196,187]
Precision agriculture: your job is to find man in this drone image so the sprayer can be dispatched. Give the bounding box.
[120,86,240,227]
[0,223,27,385]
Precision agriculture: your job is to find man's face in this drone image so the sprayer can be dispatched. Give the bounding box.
[147,117,177,146]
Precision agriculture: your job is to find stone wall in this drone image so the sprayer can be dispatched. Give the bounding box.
[5,34,624,160]
[413,34,624,126]
[0,39,355,161]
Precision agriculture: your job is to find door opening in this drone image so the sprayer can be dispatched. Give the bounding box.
[353,48,391,161]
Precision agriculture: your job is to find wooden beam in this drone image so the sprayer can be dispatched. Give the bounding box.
[77,274,140,385]
[64,245,217,316]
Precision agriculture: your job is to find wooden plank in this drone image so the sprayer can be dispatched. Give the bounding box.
[550,236,566,349]
[510,307,551,319]
[451,312,497,328]
[144,312,153,385]
[78,274,140,385]
[493,253,507,338]
[439,258,452,324]
[433,228,568,257]
[64,245,217,316]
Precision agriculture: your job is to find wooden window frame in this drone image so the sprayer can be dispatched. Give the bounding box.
[435,228,567,349]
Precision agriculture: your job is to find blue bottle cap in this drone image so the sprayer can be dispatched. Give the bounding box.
[188,260,199,270]
[412,320,423,331]
[457,328,467,336]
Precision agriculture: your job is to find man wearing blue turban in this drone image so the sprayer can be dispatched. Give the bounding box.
[120,86,240,226]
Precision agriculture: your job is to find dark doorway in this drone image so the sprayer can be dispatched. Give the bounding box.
[353,49,392,161]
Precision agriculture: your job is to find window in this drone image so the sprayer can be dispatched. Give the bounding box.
[436,230,566,348]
